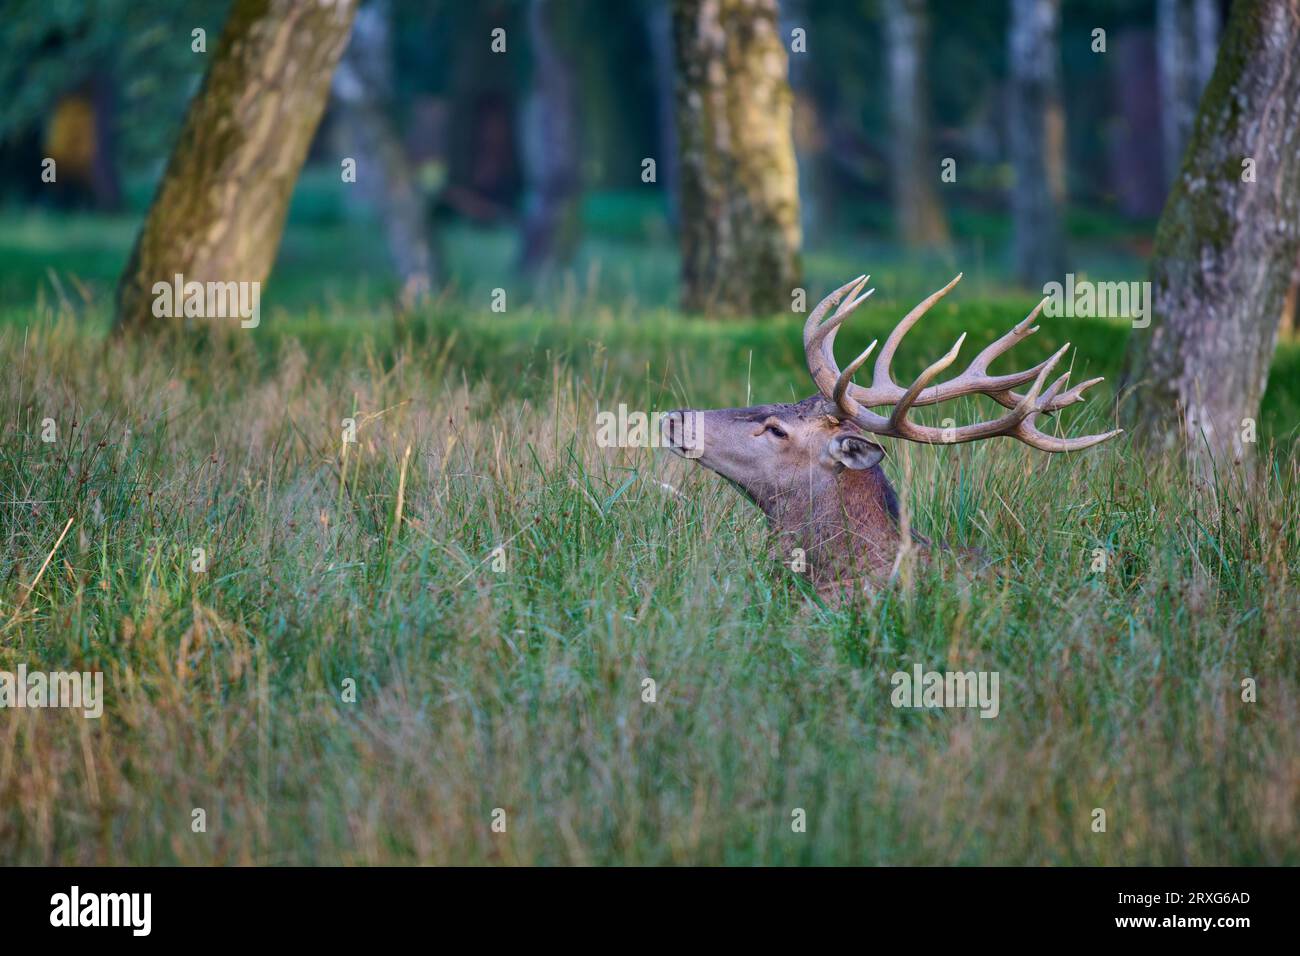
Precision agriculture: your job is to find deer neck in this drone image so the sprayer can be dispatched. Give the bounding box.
[766,465,902,584]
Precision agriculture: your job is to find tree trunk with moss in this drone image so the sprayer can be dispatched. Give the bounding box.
[672,0,801,316]
[115,0,358,332]
[1121,0,1300,462]
[883,0,949,249]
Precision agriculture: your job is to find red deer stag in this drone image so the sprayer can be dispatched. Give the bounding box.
[660,274,1121,599]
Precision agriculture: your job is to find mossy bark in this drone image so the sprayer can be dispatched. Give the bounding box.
[115,0,358,333]
[1121,0,1300,462]
[671,0,802,316]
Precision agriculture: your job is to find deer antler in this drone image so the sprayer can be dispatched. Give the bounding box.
[803,273,1122,451]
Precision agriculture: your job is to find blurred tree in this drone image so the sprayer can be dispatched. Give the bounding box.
[1106,28,1164,220]
[332,0,436,307]
[781,0,830,244]
[43,79,122,210]
[1281,255,1299,339]
[1121,0,1300,462]
[443,1,521,222]
[1156,0,1220,190]
[882,0,950,248]
[671,0,801,315]
[645,0,680,226]
[1156,0,1195,191]
[518,0,582,273]
[1192,0,1221,90]
[570,0,657,196]
[115,0,358,332]
[0,0,227,179]
[1007,0,1065,287]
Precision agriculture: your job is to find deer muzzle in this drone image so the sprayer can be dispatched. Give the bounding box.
[659,409,706,460]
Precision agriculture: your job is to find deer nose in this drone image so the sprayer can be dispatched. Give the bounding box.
[660,410,686,448]
[660,409,702,457]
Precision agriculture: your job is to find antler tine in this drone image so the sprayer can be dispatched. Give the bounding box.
[804,275,868,353]
[833,276,875,320]
[898,298,1056,407]
[958,353,1117,450]
[965,297,1045,376]
[820,283,876,352]
[833,339,878,409]
[804,275,868,400]
[870,340,1066,445]
[985,373,1106,413]
[1039,371,1072,407]
[868,273,963,399]
[805,275,875,415]
[1015,419,1124,452]
[1009,342,1069,415]
[886,333,966,435]
[805,274,866,329]
[1051,375,1104,408]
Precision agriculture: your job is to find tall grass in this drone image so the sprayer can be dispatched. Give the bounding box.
[1,292,1295,865]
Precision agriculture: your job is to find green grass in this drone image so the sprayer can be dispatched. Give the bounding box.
[0,207,1297,864]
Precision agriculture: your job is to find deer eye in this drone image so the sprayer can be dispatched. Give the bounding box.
[762,422,788,439]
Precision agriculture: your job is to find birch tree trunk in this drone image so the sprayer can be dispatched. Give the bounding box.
[1121,0,1300,462]
[332,0,435,308]
[115,0,358,333]
[883,0,949,248]
[1008,0,1066,287]
[518,0,582,273]
[672,0,802,316]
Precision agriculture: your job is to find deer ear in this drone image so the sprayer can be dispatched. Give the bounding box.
[826,435,885,470]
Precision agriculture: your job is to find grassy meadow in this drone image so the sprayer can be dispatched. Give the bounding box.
[1,197,1297,864]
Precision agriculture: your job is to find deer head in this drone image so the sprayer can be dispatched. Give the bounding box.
[661,273,1121,593]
